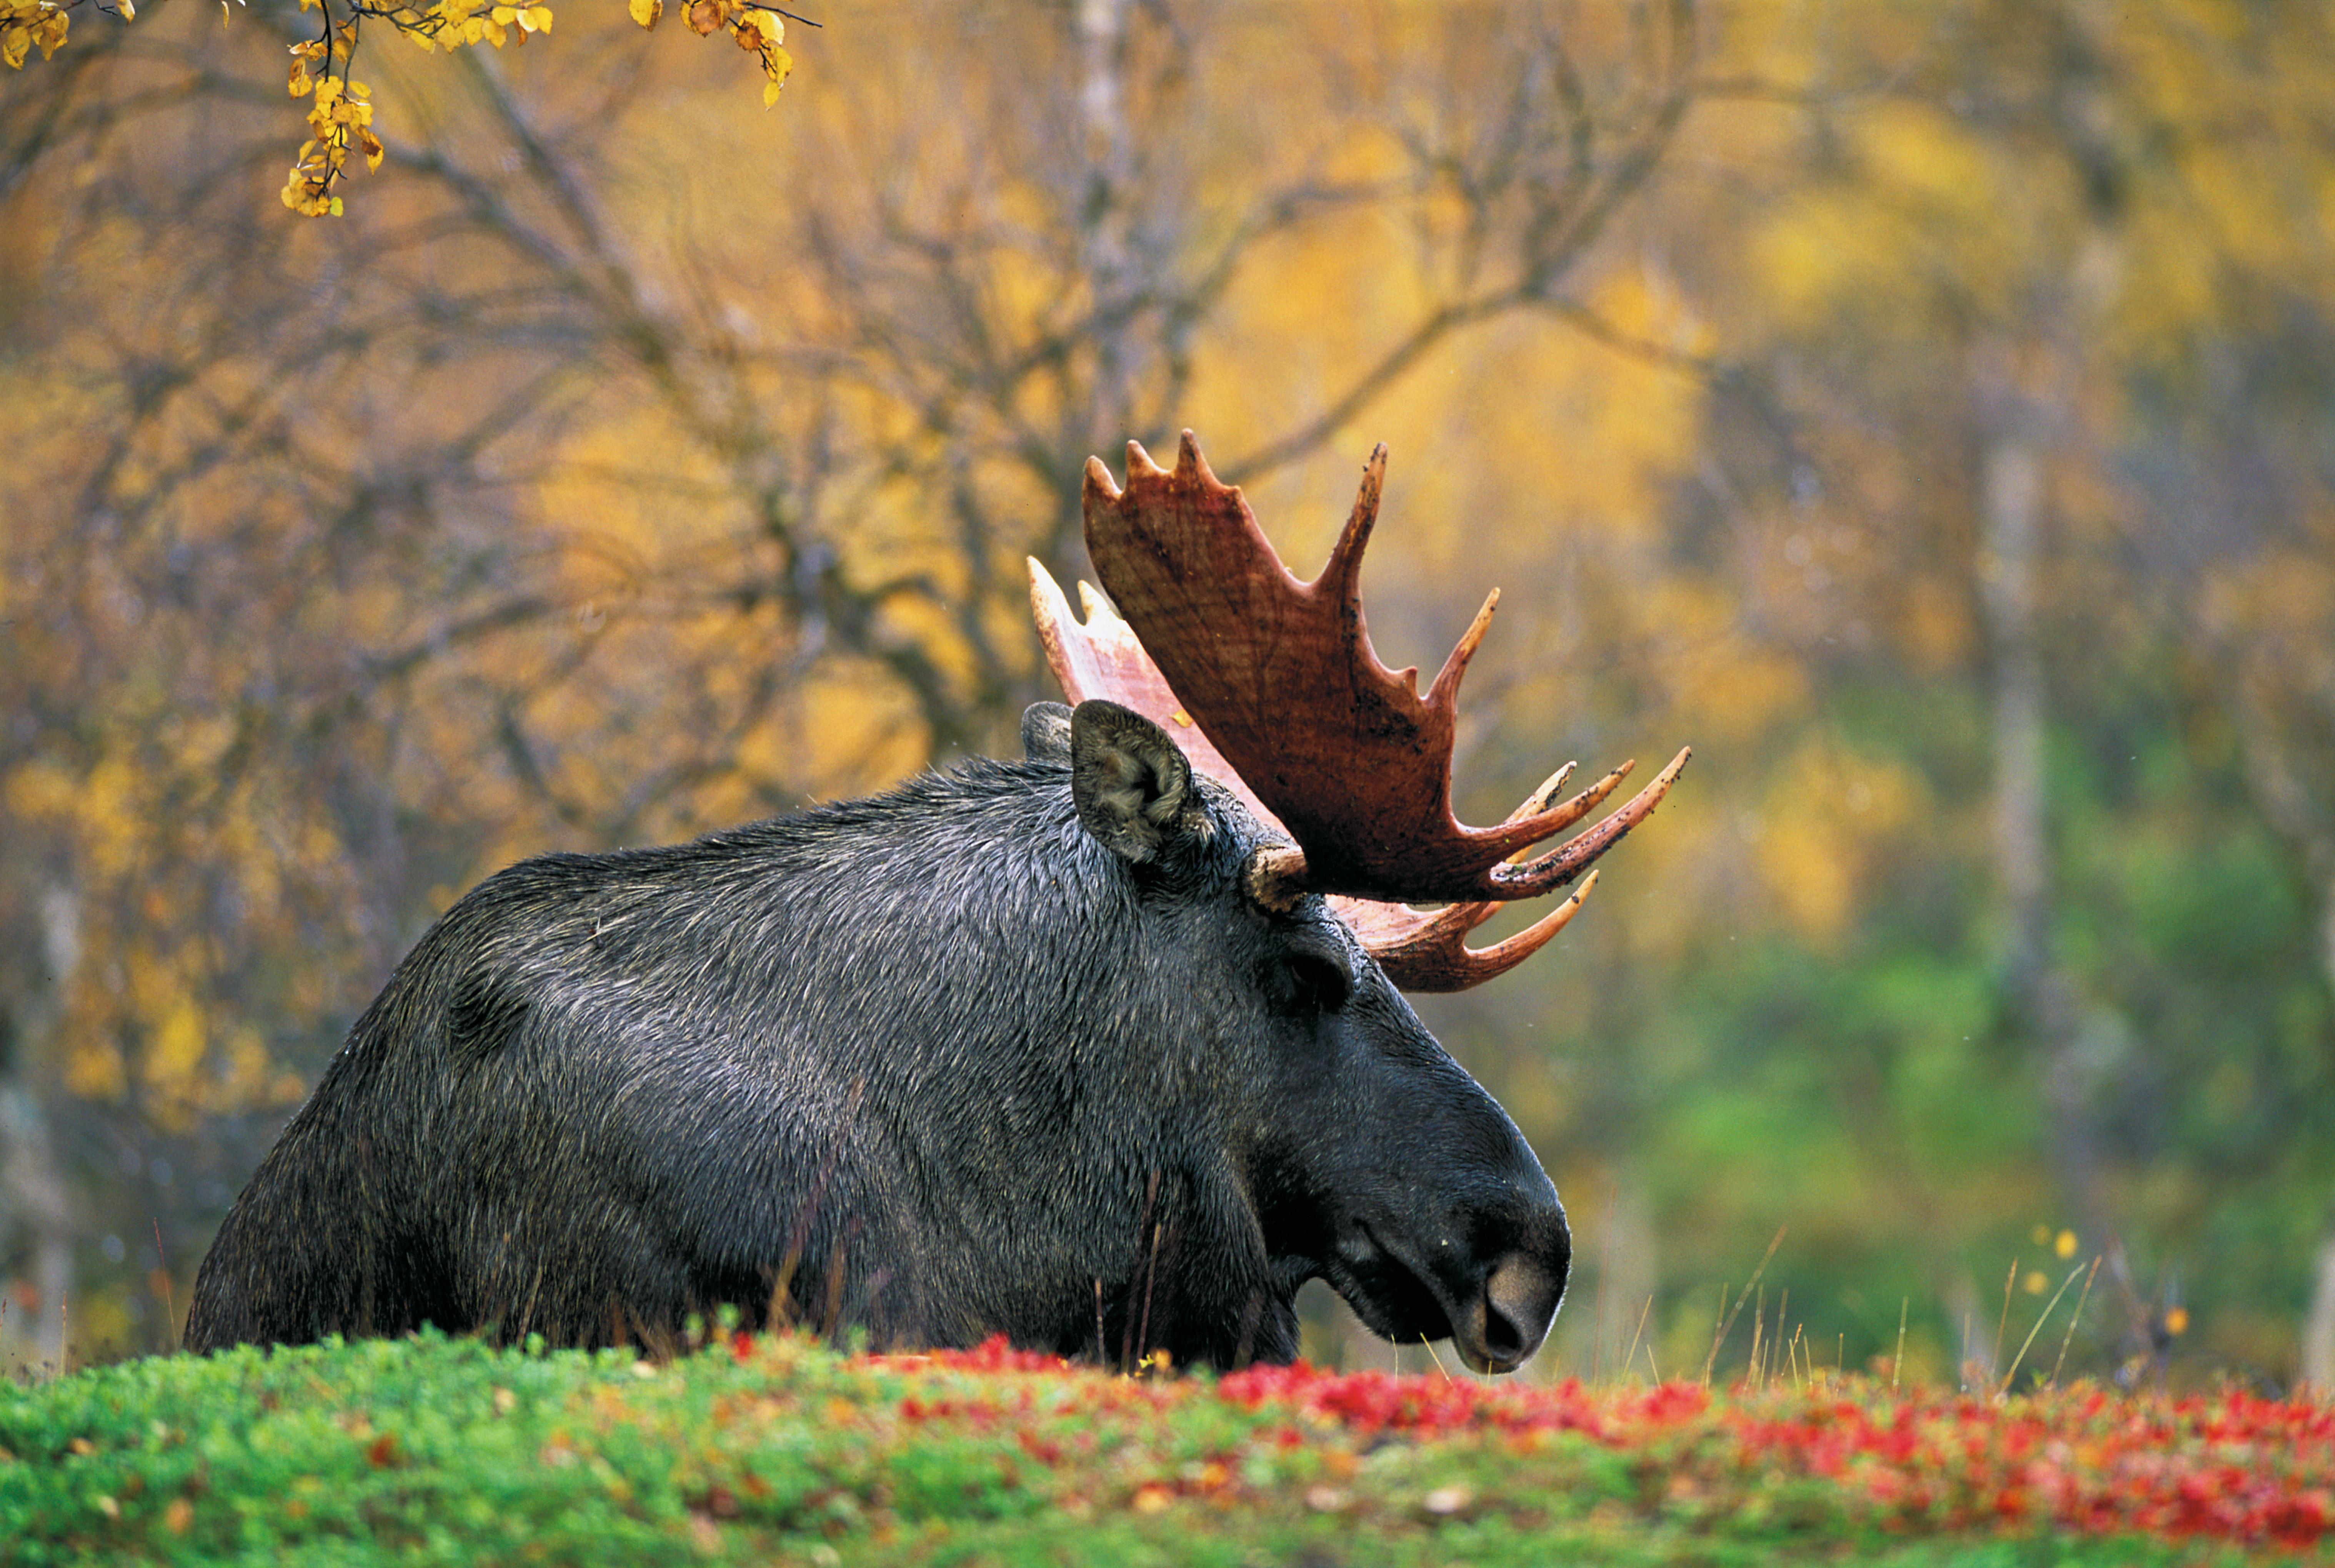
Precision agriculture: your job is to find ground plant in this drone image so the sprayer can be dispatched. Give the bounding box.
[2,1329,2330,1566]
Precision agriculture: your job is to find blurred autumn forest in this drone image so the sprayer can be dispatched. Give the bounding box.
[5,0,2335,1392]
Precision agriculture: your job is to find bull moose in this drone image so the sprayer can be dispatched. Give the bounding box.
[185,433,1688,1373]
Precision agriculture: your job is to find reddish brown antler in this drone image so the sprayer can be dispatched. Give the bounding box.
[1027,430,1689,992]
[1078,431,1688,903]
[1032,558,1603,990]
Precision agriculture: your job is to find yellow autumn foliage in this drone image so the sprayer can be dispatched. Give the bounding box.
[1753,742,1923,948]
[9,2,2335,1383]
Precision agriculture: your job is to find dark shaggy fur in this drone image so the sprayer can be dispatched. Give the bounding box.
[186,704,1570,1369]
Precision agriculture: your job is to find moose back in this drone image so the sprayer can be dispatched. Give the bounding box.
[185,434,1684,1373]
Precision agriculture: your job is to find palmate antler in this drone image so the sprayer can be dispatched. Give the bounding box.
[1029,430,1689,992]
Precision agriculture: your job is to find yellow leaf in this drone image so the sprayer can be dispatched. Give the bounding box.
[627,0,658,26]
[489,5,513,21]
[523,4,550,29]
[762,77,782,108]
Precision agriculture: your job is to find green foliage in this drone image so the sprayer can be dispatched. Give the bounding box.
[2,1335,2322,1567]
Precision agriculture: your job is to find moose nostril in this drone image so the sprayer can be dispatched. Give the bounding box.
[1481,1297,1526,1361]
[1482,1255,1560,1363]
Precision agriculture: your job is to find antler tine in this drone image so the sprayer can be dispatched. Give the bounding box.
[1321,443,1386,636]
[1337,872,1601,994]
[1425,588,1498,711]
[1334,756,1589,990]
[1487,746,1693,896]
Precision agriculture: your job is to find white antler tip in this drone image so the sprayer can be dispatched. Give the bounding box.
[1076,580,1121,625]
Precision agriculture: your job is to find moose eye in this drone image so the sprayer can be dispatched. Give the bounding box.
[1279,948,1352,1015]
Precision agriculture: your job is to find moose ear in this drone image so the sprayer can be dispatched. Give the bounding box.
[1020,701,1074,762]
[1070,700,1194,864]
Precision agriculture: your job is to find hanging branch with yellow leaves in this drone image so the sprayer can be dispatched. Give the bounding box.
[633,0,795,106]
[4,0,809,214]
[1,0,129,70]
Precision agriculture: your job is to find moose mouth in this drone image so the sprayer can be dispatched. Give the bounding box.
[1322,1221,1544,1377]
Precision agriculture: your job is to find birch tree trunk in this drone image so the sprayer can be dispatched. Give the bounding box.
[0,884,80,1375]
[1974,352,2115,1258]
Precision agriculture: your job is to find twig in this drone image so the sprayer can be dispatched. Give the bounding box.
[1121,1170,1161,1375]
[1133,1211,1163,1373]
[152,1218,177,1353]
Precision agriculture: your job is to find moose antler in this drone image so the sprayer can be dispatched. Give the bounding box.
[1027,430,1688,992]
[1082,433,1690,899]
[1031,560,1594,989]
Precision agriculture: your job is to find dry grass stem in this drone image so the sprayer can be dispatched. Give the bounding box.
[1623,1295,1652,1387]
[1775,1289,1789,1388]
[2050,1257,2103,1388]
[1592,1182,1617,1384]
[1992,1258,2018,1384]
[1892,1297,1908,1393]
[1999,1258,2090,1396]
[1701,1226,1786,1386]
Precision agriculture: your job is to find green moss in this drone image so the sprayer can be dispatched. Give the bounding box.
[0,1335,2317,1567]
